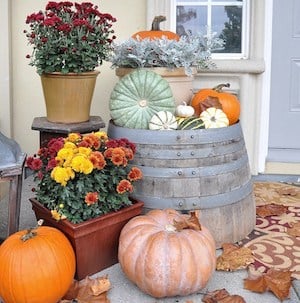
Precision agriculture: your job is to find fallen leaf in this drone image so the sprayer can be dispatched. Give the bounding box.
[173,211,202,231]
[287,222,300,237]
[199,96,223,113]
[276,187,298,196]
[60,275,111,303]
[256,203,288,218]
[202,288,246,303]
[216,243,254,271]
[244,268,293,301]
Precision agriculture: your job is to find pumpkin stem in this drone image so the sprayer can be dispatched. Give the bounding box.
[213,83,230,93]
[21,219,44,242]
[151,15,166,31]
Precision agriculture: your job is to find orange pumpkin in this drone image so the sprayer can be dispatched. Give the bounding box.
[191,83,240,125]
[132,15,179,41]
[0,222,76,303]
[118,209,216,298]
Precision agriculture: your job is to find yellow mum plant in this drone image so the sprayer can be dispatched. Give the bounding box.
[26,132,143,223]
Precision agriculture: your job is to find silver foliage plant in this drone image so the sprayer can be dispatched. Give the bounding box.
[109,32,224,76]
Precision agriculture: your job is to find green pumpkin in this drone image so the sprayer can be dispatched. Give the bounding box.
[176,116,205,130]
[109,69,175,129]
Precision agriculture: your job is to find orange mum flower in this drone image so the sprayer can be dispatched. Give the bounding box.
[128,167,143,181]
[89,151,106,169]
[85,192,99,205]
[122,147,134,160]
[82,133,101,149]
[116,179,133,194]
[111,147,126,166]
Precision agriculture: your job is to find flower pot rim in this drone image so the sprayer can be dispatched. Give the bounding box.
[41,70,100,78]
[115,67,196,77]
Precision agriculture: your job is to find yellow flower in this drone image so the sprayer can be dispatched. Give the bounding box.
[71,155,93,174]
[51,166,71,186]
[57,147,75,161]
[95,131,108,141]
[51,209,61,221]
[64,141,77,150]
[78,147,92,157]
[66,133,81,143]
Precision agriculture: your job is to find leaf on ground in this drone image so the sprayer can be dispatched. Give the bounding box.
[60,275,111,303]
[256,203,288,218]
[216,243,254,271]
[199,96,223,113]
[202,288,246,303]
[286,221,300,237]
[276,187,298,196]
[244,267,293,301]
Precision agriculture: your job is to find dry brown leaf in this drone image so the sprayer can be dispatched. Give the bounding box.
[199,96,223,113]
[173,211,202,231]
[256,203,288,218]
[202,288,246,303]
[216,243,254,271]
[61,275,111,303]
[244,268,293,301]
[276,187,298,196]
[287,222,300,237]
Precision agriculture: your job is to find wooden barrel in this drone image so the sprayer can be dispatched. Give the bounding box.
[107,121,255,247]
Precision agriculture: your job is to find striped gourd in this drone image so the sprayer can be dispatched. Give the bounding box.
[149,111,178,130]
[176,116,205,130]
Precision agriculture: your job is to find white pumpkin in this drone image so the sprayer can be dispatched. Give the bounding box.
[175,102,195,118]
[149,111,178,130]
[200,107,229,128]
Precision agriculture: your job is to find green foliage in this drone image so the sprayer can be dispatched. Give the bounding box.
[109,33,224,76]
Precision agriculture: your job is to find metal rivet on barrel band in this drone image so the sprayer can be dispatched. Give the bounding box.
[192,171,196,175]
[178,201,183,207]
[193,202,197,206]
[176,135,181,140]
[191,151,195,156]
[190,135,194,139]
[178,171,182,176]
[177,152,181,157]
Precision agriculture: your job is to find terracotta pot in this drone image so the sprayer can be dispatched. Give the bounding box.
[115,67,196,106]
[40,71,100,124]
[30,198,144,280]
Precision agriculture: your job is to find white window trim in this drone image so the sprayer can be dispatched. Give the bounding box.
[148,0,250,60]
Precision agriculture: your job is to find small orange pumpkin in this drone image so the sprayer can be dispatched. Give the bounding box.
[132,15,179,41]
[191,83,240,125]
[0,221,76,303]
[118,209,216,298]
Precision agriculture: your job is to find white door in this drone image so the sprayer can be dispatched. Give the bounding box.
[267,0,300,163]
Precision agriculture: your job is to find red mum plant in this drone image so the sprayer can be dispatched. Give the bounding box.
[26,132,142,223]
[24,1,117,74]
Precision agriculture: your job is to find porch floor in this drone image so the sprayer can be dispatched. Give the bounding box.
[0,174,300,303]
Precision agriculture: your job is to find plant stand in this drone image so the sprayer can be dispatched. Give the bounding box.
[31,116,105,147]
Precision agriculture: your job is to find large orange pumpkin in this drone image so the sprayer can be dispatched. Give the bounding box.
[191,83,240,125]
[0,222,76,303]
[132,15,179,41]
[118,209,216,298]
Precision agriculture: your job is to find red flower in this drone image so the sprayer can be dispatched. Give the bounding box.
[26,157,43,171]
[128,167,143,181]
[116,180,133,194]
[85,192,98,205]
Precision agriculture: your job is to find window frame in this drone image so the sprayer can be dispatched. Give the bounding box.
[156,0,250,59]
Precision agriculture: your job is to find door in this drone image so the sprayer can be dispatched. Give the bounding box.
[268,0,300,163]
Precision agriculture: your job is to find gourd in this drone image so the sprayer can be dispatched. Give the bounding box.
[118,209,216,298]
[110,69,176,129]
[0,221,76,303]
[132,16,179,41]
[149,111,178,130]
[200,107,229,128]
[191,83,240,125]
[176,116,205,130]
[175,101,195,118]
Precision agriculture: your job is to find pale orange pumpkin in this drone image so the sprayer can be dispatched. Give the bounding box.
[132,15,179,41]
[0,222,76,303]
[118,209,216,298]
[191,83,240,125]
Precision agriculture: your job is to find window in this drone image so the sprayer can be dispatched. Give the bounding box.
[171,0,249,59]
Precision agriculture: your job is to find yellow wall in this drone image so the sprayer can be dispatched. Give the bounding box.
[11,0,147,156]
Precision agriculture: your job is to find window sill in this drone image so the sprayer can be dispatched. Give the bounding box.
[198,59,265,74]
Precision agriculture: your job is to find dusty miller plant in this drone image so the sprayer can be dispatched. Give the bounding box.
[109,32,224,76]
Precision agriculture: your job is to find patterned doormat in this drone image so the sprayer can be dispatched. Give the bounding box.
[240,182,300,279]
